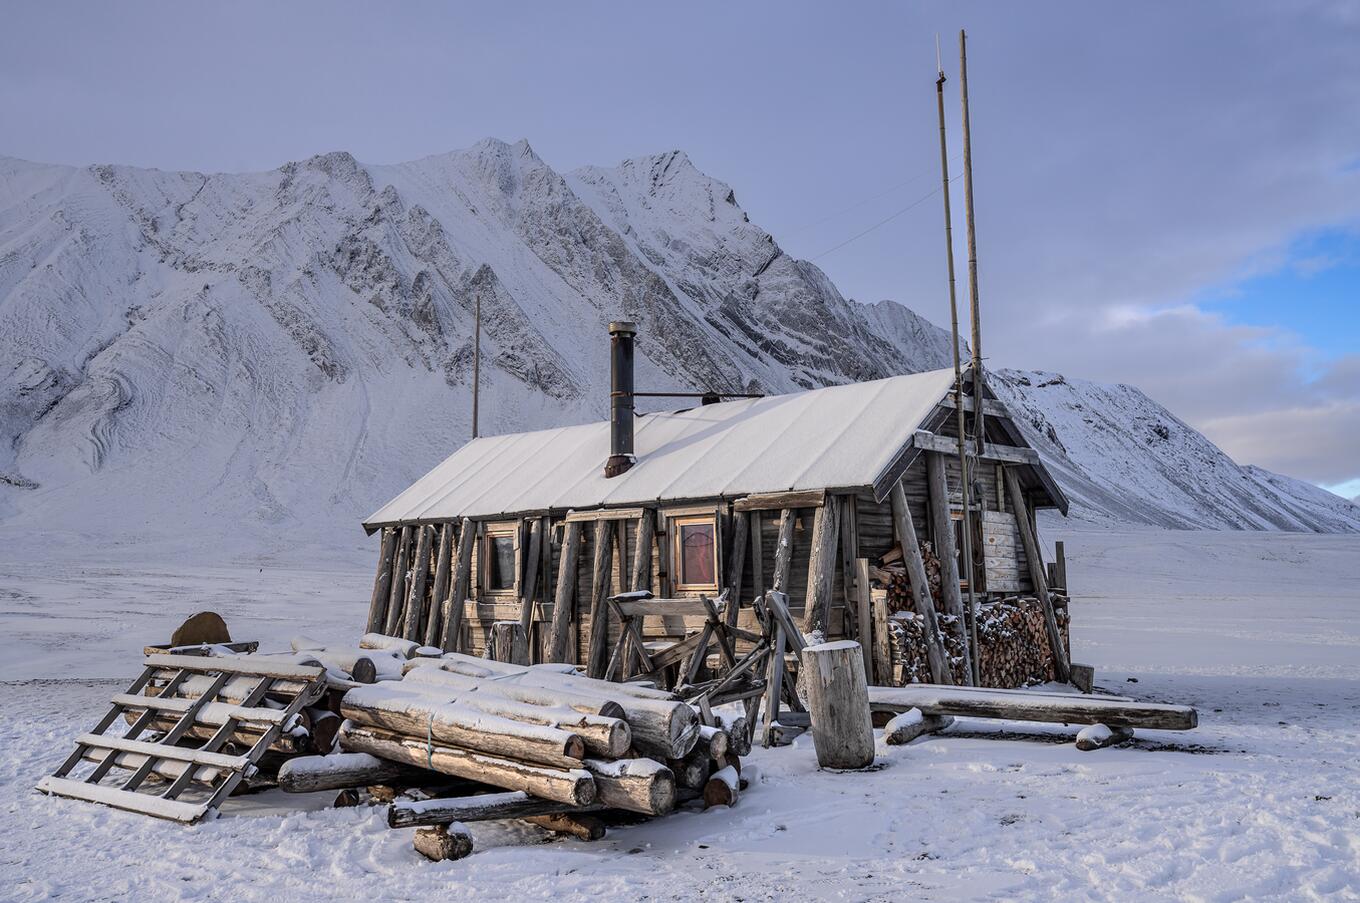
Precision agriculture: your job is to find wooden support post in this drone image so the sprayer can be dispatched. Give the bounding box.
[1004,468,1070,682]
[442,518,475,653]
[854,558,873,683]
[517,518,544,641]
[547,521,584,664]
[403,525,434,641]
[1055,540,1067,592]
[366,527,397,635]
[771,509,795,595]
[425,524,454,648]
[890,481,954,685]
[801,497,841,639]
[749,512,765,600]
[760,619,786,749]
[384,525,413,637]
[801,640,874,769]
[585,520,616,679]
[725,511,748,627]
[839,497,858,638]
[870,584,891,687]
[630,511,654,593]
[926,452,973,684]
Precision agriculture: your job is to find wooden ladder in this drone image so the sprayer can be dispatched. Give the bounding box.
[37,653,327,823]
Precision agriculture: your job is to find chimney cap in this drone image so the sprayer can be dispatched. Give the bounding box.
[608,321,638,336]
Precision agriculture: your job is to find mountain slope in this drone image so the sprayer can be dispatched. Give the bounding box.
[1,141,1356,554]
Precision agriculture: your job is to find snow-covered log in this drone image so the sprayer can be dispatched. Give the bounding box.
[359,633,422,658]
[703,765,740,808]
[866,684,1197,730]
[525,812,605,840]
[582,757,675,815]
[882,708,953,745]
[388,790,599,828]
[278,752,441,793]
[338,723,596,806]
[413,823,473,862]
[1075,723,1134,750]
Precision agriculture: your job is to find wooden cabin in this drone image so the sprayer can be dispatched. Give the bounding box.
[362,323,1071,685]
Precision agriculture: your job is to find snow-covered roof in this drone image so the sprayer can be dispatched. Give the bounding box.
[365,368,962,527]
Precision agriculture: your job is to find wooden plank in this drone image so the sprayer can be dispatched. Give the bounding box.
[109,694,289,726]
[585,520,616,678]
[800,497,840,637]
[865,685,1196,731]
[563,507,646,524]
[426,524,454,648]
[517,518,544,639]
[733,489,825,512]
[913,430,1040,465]
[36,776,209,823]
[546,521,584,663]
[613,597,717,618]
[725,511,748,627]
[403,525,434,641]
[1004,468,1071,682]
[442,518,476,652]
[891,481,953,685]
[143,654,324,681]
[75,733,250,770]
[854,558,873,683]
[384,524,413,637]
[939,394,1009,417]
[926,452,971,681]
[366,527,398,635]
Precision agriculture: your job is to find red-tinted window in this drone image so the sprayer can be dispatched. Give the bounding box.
[676,518,716,588]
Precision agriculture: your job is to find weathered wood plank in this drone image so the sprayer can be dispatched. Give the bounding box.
[585,521,616,678]
[366,527,398,635]
[801,497,840,637]
[442,518,475,652]
[403,525,434,641]
[384,525,413,637]
[733,489,826,512]
[866,685,1195,730]
[547,521,584,663]
[913,430,1040,465]
[726,511,748,627]
[425,524,454,648]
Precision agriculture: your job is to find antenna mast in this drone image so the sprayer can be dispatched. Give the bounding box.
[936,38,980,686]
[471,290,481,439]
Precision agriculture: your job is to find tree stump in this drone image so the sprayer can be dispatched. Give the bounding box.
[800,640,875,769]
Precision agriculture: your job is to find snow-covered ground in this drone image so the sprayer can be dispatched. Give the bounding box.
[3,528,1358,901]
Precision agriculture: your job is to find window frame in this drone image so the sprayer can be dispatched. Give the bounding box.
[670,513,720,593]
[481,522,519,596]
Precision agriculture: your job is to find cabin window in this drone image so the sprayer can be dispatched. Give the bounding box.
[483,527,517,593]
[672,515,718,591]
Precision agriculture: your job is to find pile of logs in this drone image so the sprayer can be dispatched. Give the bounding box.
[280,650,747,862]
[887,597,1071,688]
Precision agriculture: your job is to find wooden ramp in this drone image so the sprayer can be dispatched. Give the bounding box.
[866,684,1197,731]
[37,654,327,823]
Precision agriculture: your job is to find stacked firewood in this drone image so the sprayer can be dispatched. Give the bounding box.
[875,541,944,615]
[888,598,1071,688]
[286,650,746,861]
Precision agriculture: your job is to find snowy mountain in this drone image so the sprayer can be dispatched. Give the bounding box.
[1,139,1356,554]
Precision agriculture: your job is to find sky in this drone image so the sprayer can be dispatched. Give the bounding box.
[2,1,1357,498]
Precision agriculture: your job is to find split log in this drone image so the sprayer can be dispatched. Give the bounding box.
[278,752,438,793]
[404,525,434,641]
[1004,468,1070,682]
[882,709,954,745]
[390,790,600,828]
[585,520,616,679]
[442,518,475,653]
[1075,723,1134,751]
[426,524,454,648]
[801,640,875,769]
[583,757,676,815]
[367,527,398,634]
[865,685,1197,730]
[414,823,474,862]
[338,723,596,806]
[702,765,740,808]
[525,813,605,840]
[889,482,952,685]
[547,521,584,663]
[385,525,413,637]
[341,685,587,767]
[801,497,840,638]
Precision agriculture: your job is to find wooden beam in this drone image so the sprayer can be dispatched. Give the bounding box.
[1004,468,1071,683]
[926,452,973,684]
[585,521,616,679]
[838,496,858,639]
[733,489,825,512]
[425,523,454,647]
[403,525,434,641]
[384,525,413,637]
[771,509,796,595]
[546,521,584,664]
[939,394,1008,417]
[517,518,544,641]
[630,510,655,593]
[366,527,397,635]
[913,429,1040,466]
[441,518,475,652]
[889,482,953,685]
[854,558,873,683]
[866,684,1194,731]
[800,496,840,637]
[563,507,646,524]
[725,511,748,627]
[749,512,765,600]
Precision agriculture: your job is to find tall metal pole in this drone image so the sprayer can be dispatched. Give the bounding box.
[959,29,986,456]
[936,49,981,687]
[471,291,481,439]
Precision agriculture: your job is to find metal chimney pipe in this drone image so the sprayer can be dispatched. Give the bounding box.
[604,321,637,478]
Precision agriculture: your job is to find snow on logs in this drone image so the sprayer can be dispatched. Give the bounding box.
[865,684,1198,731]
